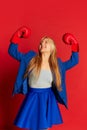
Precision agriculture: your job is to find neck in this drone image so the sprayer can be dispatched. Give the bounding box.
[41,52,50,62]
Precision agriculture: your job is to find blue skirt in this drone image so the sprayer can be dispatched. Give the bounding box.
[14,87,63,130]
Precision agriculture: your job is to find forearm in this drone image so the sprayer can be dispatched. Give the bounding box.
[8,42,24,61]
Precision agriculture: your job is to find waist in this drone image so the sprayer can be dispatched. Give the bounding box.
[29,86,52,92]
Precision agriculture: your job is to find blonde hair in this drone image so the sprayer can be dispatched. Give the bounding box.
[24,36,62,91]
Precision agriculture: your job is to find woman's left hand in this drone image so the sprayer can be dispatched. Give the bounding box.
[62,33,79,52]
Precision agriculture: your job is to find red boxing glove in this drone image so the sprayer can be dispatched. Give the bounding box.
[10,26,31,44]
[62,33,79,52]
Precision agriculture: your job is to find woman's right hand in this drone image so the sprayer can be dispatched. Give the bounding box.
[10,26,31,44]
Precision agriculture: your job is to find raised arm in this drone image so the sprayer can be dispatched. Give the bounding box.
[8,26,31,61]
[62,33,79,71]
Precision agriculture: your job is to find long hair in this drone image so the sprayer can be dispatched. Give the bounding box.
[24,36,62,91]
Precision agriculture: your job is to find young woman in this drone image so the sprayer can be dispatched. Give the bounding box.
[8,26,79,130]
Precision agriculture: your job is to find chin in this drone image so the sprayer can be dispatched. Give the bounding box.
[40,49,45,52]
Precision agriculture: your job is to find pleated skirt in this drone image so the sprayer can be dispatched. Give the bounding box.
[14,87,63,130]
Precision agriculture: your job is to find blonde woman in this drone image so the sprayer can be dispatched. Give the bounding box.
[8,26,79,130]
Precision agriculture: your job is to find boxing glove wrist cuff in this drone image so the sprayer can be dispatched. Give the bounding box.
[72,43,79,52]
[10,36,20,44]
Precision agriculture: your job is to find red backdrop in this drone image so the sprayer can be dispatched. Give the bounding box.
[0,0,86,129]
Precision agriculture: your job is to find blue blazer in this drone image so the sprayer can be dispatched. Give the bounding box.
[8,43,79,109]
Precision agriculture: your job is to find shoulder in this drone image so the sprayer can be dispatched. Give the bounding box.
[23,50,37,65]
[57,57,63,66]
[57,57,65,72]
[24,50,37,59]
[25,50,37,56]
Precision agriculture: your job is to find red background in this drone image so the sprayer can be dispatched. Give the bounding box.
[0,0,86,129]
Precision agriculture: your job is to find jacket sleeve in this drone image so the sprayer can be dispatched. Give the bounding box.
[8,42,24,61]
[62,52,79,71]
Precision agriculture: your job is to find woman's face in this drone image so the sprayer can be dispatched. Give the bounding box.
[39,38,52,54]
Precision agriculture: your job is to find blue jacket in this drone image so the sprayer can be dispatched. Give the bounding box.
[8,43,79,109]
